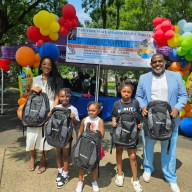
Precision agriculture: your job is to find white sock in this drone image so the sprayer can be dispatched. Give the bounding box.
[58,168,63,173]
[92,181,98,186]
[62,171,68,178]
[76,181,83,190]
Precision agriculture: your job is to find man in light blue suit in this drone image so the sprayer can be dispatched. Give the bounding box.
[136,53,187,192]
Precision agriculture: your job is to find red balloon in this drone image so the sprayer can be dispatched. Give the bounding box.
[62,4,76,20]
[37,40,45,47]
[26,26,42,42]
[152,17,163,27]
[156,41,167,48]
[58,17,65,26]
[42,35,52,42]
[0,64,10,72]
[0,59,11,66]
[60,26,69,36]
[64,20,73,30]
[153,30,164,40]
[171,25,175,31]
[161,20,172,32]
[164,30,174,40]
[158,37,167,44]
[155,24,162,31]
[71,19,79,27]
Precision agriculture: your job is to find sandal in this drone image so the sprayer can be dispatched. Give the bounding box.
[28,158,35,171]
[37,161,46,174]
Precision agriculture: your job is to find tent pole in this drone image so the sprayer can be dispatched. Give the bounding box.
[95,65,98,102]
[0,68,4,115]
[95,65,100,102]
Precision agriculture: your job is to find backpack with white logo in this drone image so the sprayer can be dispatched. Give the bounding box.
[143,100,174,141]
[72,122,101,172]
[45,107,73,148]
[112,100,141,148]
[22,92,50,127]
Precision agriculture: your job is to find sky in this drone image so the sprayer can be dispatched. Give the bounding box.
[67,0,91,26]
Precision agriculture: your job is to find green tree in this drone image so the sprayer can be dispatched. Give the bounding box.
[0,0,67,46]
[82,0,107,29]
[108,0,125,29]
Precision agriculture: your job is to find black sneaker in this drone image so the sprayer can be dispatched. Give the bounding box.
[55,172,62,183]
[57,175,69,189]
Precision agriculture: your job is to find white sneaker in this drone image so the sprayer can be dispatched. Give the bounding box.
[131,178,143,192]
[170,183,180,192]
[76,181,83,192]
[92,181,100,192]
[142,172,151,183]
[115,172,124,187]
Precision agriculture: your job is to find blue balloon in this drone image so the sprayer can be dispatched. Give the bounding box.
[39,42,60,61]
[35,47,40,53]
[168,48,180,61]
[179,117,192,137]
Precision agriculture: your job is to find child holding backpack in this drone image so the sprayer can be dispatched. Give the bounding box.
[54,88,80,189]
[76,101,105,192]
[111,81,143,192]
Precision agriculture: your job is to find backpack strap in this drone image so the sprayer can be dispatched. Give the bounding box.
[167,140,171,154]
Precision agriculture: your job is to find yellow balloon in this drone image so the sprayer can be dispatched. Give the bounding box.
[49,32,59,41]
[40,27,50,36]
[167,33,181,48]
[180,109,186,116]
[33,14,40,28]
[37,10,51,28]
[167,37,178,48]
[174,25,180,33]
[50,22,60,33]
[50,13,56,22]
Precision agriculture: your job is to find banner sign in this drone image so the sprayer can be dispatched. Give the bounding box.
[66,27,156,68]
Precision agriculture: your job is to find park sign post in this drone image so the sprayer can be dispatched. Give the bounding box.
[66,27,156,68]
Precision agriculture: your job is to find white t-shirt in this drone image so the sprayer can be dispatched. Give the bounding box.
[84,116,100,131]
[55,104,80,122]
[151,73,168,101]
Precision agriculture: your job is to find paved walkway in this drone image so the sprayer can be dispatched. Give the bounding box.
[0,90,191,192]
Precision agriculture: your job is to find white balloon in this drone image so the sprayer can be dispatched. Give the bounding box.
[177,19,187,28]
[183,22,192,32]
[182,32,192,36]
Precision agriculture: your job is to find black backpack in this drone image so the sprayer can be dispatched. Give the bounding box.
[45,107,73,148]
[22,92,50,127]
[72,122,101,173]
[143,100,174,141]
[111,100,141,151]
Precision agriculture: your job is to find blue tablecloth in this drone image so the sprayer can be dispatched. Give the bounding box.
[70,96,120,120]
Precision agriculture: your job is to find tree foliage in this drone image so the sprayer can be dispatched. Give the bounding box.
[86,0,192,31]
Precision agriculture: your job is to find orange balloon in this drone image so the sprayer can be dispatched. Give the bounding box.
[33,61,40,68]
[180,63,191,71]
[18,97,27,106]
[167,62,181,71]
[185,111,192,117]
[34,53,41,62]
[184,103,192,112]
[17,104,24,120]
[15,46,36,67]
[181,70,190,76]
